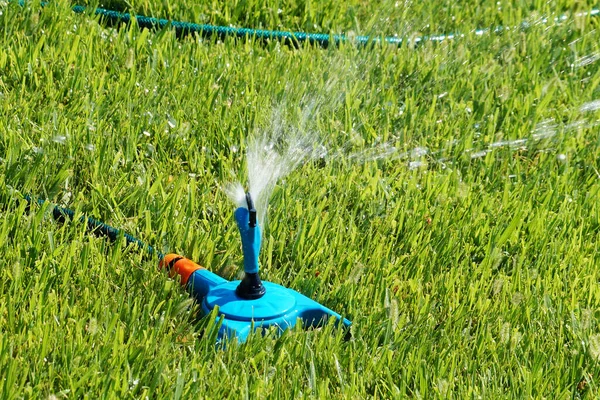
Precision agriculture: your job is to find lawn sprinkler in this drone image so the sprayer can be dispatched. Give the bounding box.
[24,193,351,344]
[159,192,351,343]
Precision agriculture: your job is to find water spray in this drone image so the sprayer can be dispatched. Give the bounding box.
[24,193,351,343]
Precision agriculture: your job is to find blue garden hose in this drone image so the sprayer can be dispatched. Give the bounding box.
[74,4,369,47]
[13,1,600,48]
[24,195,163,259]
[16,1,398,46]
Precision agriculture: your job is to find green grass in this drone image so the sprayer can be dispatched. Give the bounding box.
[2,0,600,397]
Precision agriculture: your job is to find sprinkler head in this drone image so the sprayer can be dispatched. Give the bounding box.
[246,192,257,228]
[234,192,265,300]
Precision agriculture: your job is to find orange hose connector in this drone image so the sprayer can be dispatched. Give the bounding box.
[159,254,205,285]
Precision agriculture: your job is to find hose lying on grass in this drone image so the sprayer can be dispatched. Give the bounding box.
[24,195,162,258]
[13,1,600,48]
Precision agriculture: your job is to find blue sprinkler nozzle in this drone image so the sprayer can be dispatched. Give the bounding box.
[233,193,266,299]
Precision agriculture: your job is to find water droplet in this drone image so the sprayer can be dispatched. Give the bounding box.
[575,53,600,68]
[411,147,429,157]
[470,150,488,159]
[52,135,67,144]
[409,161,426,169]
[580,100,600,113]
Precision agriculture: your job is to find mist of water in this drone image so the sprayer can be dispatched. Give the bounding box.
[225,90,600,235]
[222,13,600,235]
[223,101,330,229]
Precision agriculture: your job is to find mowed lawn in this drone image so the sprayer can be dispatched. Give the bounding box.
[1,0,600,398]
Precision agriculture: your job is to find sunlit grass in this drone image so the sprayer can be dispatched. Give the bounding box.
[1,0,600,397]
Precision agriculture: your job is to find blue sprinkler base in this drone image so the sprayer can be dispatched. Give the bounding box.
[187,269,351,343]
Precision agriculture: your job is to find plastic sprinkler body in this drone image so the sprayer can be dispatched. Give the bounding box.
[160,192,351,343]
[234,193,266,299]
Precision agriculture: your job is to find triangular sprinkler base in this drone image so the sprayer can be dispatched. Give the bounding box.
[187,269,351,343]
